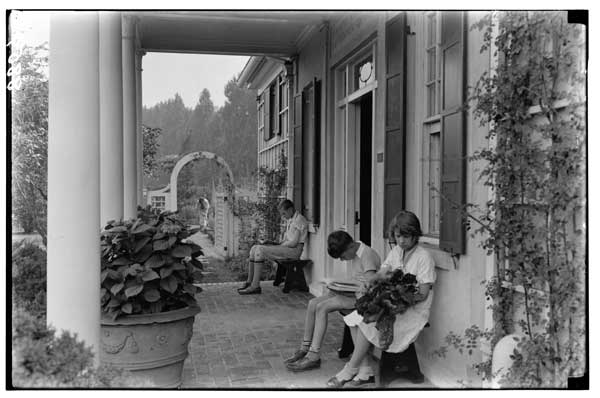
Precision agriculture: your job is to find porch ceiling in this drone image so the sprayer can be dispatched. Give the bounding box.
[132,11,333,57]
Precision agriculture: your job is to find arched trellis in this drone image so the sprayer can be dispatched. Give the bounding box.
[168,151,235,211]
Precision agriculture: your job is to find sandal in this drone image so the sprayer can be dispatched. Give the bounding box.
[236,282,251,291]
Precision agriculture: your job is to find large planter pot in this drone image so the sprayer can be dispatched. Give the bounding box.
[100,306,201,388]
[491,333,523,388]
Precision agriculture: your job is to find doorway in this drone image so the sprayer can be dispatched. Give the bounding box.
[357,92,373,245]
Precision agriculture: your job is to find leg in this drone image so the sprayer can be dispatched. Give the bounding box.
[308,295,355,359]
[338,325,355,358]
[285,295,330,365]
[328,327,372,387]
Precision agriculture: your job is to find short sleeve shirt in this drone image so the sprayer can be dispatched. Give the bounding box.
[380,245,436,285]
[284,212,308,244]
[350,241,381,286]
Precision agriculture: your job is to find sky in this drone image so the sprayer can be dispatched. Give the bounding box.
[8,11,249,109]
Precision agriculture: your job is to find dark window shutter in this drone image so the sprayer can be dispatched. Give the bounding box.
[439,11,466,254]
[264,87,271,141]
[292,91,303,210]
[311,78,321,225]
[272,81,279,136]
[384,13,407,237]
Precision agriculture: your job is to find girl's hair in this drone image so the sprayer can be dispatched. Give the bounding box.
[327,230,354,258]
[388,211,422,242]
[278,199,295,211]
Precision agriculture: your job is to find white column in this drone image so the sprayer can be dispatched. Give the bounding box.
[99,11,124,225]
[48,11,101,359]
[122,16,137,219]
[135,46,144,206]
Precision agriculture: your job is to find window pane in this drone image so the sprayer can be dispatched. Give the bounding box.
[427,13,437,47]
[428,132,441,235]
[426,83,436,117]
[427,49,436,82]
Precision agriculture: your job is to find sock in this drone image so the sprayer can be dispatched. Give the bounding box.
[306,348,320,360]
[336,363,359,381]
[300,340,311,351]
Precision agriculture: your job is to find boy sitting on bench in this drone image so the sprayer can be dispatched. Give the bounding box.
[284,230,381,372]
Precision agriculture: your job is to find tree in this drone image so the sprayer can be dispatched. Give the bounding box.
[142,125,162,179]
[11,43,49,245]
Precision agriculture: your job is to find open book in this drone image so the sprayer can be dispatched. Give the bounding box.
[323,278,361,293]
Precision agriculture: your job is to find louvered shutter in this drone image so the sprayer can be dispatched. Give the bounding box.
[311,78,321,225]
[439,11,466,254]
[384,13,407,237]
[292,91,303,210]
[264,86,271,141]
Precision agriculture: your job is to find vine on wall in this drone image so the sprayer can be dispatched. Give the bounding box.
[433,11,586,388]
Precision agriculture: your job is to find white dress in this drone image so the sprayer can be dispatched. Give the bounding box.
[343,244,436,353]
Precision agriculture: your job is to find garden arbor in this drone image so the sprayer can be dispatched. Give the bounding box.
[168,151,235,212]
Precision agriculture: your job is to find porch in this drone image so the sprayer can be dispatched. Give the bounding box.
[181,283,435,389]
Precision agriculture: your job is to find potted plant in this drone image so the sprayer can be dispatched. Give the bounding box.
[99,207,204,388]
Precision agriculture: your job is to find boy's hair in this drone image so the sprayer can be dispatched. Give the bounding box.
[327,230,354,258]
[278,199,295,211]
[388,211,423,242]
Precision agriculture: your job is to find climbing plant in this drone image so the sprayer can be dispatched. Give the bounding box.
[233,150,288,251]
[432,11,586,388]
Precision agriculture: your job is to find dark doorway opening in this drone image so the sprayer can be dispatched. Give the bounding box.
[359,92,373,245]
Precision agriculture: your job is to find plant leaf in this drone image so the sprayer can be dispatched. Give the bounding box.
[124,284,144,297]
[107,298,121,308]
[145,254,165,268]
[127,263,144,276]
[133,236,152,254]
[153,239,170,251]
[160,266,173,278]
[183,284,198,295]
[171,245,192,258]
[132,223,153,234]
[144,289,161,302]
[160,275,178,293]
[141,269,160,281]
[134,244,154,263]
[121,303,133,314]
[110,282,125,295]
[112,256,133,266]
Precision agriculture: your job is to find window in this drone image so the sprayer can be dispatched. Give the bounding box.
[261,74,290,141]
[425,12,441,118]
[421,12,443,237]
[422,122,441,237]
[257,93,265,140]
[151,196,166,211]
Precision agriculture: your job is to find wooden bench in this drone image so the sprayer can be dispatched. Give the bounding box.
[337,313,428,387]
[272,259,312,293]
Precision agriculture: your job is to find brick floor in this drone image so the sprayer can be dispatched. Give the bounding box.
[180,282,434,389]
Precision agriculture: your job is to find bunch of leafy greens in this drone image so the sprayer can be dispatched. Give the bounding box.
[355,269,419,350]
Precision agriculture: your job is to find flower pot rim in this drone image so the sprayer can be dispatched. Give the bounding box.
[101,305,200,326]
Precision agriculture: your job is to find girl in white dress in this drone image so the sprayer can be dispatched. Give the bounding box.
[327,211,436,388]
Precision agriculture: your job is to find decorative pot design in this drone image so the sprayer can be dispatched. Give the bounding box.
[100,306,201,388]
[491,333,523,388]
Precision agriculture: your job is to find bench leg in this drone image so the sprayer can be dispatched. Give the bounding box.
[338,325,354,359]
[273,261,286,286]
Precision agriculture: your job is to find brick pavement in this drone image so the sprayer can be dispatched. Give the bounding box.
[181,282,434,389]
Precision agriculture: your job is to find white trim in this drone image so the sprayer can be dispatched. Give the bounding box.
[527,98,574,115]
[258,138,289,155]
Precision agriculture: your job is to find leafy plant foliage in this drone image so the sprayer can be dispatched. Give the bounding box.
[356,270,419,351]
[433,11,586,387]
[100,207,204,320]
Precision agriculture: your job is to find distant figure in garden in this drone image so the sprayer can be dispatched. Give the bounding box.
[285,230,381,373]
[326,211,436,388]
[238,199,307,295]
[197,197,210,230]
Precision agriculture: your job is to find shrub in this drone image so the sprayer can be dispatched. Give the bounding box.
[12,241,46,316]
[11,306,152,388]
